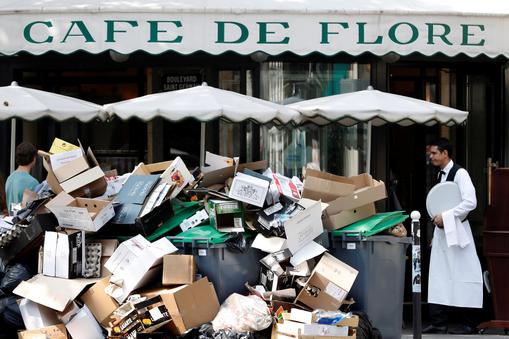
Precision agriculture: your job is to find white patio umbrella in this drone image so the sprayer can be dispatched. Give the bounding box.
[0,81,106,172]
[288,86,469,172]
[288,86,468,127]
[105,82,300,167]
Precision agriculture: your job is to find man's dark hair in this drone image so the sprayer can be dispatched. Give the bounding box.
[430,137,453,158]
[15,142,37,166]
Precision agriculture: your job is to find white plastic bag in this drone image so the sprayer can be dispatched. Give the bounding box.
[212,293,272,332]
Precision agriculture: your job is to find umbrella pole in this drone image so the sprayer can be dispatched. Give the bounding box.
[10,118,16,173]
[366,121,372,174]
[200,122,206,169]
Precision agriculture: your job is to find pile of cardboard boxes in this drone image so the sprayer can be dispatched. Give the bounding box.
[0,139,396,339]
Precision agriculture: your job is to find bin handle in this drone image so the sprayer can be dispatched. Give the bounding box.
[167,236,213,249]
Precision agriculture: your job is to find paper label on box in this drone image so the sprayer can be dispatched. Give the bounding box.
[49,138,80,154]
[198,249,207,256]
[50,149,83,171]
[347,243,356,250]
[325,282,348,302]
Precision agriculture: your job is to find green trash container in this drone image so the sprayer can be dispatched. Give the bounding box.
[330,212,411,339]
[169,225,263,303]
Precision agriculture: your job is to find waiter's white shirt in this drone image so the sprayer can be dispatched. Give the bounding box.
[428,160,483,308]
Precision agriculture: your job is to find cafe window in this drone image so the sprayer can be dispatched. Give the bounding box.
[259,62,371,177]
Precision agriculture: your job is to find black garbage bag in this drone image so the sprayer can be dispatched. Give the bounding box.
[0,263,32,297]
[354,311,383,339]
[224,233,247,253]
[0,295,24,329]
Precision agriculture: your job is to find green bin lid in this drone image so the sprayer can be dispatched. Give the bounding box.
[146,199,204,241]
[169,224,230,244]
[332,211,408,238]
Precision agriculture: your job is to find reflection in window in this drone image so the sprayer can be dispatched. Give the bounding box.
[260,62,371,177]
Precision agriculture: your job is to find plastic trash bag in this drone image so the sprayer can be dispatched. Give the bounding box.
[212,294,272,333]
[315,310,352,325]
[0,263,32,297]
[0,296,24,328]
[224,233,247,253]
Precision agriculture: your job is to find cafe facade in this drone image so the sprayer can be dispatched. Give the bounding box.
[1,2,508,305]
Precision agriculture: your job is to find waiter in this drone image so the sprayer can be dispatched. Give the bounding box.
[423,138,483,335]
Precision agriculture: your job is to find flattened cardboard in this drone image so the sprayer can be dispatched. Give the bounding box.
[104,236,178,303]
[162,255,195,285]
[141,277,219,335]
[295,253,357,311]
[229,172,269,207]
[17,323,68,339]
[49,138,79,154]
[46,192,115,232]
[80,277,118,327]
[13,274,98,312]
[283,199,323,254]
[160,156,194,199]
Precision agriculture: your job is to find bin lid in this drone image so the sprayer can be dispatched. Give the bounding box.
[332,211,408,238]
[146,199,204,241]
[170,225,230,244]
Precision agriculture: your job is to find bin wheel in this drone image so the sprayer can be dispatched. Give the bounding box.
[504,328,508,335]
[478,329,485,335]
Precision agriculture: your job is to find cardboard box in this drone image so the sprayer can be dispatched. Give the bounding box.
[18,298,60,330]
[295,253,357,311]
[201,160,268,187]
[302,170,356,202]
[17,324,68,339]
[208,199,244,233]
[46,192,115,232]
[162,255,195,285]
[303,170,386,230]
[160,156,195,199]
[43,231,58,277]
[80,277,119,327]
[41,147,107,198]
[259,249,293,292]
[132,161,172,176]
[65,305,103,339]
[50,148,90,183]
[104,235,177,303]
[141,277,220,335]
[55,230,85,279]
[96,239,119,277]
[110,295,171,336]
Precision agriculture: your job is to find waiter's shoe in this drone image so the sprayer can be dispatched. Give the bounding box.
[448,325,477,335]
[422,325,448,334]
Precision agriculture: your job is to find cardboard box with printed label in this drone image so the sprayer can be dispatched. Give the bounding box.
[303,170,386,230]
[162,254,195,285]
[40,144,107,198]
[17,324,68,339]
[80,277,119,327]
[46,192,115,232]
[141,277,220,336]
[207,199,245,233]
[295,253,358,311]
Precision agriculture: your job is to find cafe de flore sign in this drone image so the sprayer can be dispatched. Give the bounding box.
[0,2,507,58]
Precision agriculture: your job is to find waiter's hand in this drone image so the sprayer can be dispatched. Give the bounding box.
[432,214,444,228]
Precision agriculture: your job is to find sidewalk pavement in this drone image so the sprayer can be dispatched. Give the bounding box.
[402,335,506,339]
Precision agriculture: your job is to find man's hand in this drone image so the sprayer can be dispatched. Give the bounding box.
[433,214,444,228]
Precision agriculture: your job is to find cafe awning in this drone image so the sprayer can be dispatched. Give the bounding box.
[1,0,508,58]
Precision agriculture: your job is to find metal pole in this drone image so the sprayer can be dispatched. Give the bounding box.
[411,210,422,339]
[366,121,372,173]
[200,122,206,169]
[10,118,16,173]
